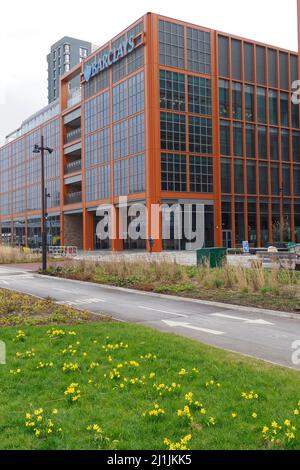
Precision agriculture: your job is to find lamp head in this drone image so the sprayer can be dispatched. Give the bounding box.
[33,144,40,154]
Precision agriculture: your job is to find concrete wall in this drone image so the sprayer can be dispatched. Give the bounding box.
[64,214,83,249]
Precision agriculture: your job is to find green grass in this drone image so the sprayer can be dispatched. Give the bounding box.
[0,322,300,450]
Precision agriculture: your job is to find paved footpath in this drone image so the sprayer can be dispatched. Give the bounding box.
[0,264,300,370]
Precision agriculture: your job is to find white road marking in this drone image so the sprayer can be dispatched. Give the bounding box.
[211,313,275,325]
[139,306,189,318]
[52,288,78,294]
[162,320,225,336]
[58,298,106,307]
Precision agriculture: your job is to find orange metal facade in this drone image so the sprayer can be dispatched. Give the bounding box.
[1,12,300,251]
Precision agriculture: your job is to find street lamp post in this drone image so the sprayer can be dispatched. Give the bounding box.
[33,136,53,273]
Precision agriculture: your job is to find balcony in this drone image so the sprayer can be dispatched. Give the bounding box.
[64,191,82,205]
[67,88,81,109]
[64,127,81,144]
[64,159,82,175]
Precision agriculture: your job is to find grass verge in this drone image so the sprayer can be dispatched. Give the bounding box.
[0,321,300,450]
[0,289,110,327]
[46,260,300,313]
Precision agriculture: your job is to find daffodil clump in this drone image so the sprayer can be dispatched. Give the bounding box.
[86,424,119,448]
[153,382,181,396]
[64,383,81,402]
[140,353,157,361]
[104,368,121,381]
[177,405,193,422]
[62,362,80,373]
[184,392,204,410]
[178,368,200,379]
[61,344,79,356]
[16,349,36,359]
[36,362,54,370]
[25,408,62,439]
[143,404,165,418]
[102,342,129,353]
[242,391,259,400]
[89,362,100,371]
[164,434,192,451]
[47,329,66,339]
[262,420,297,447]
[13,330,26,342]
[10,368,22,375]
[205,380,221,388]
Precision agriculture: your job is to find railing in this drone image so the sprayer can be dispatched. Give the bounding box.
[64,127,81,144]
[67,89,81,108]
[64,159,82,175]
[64,191,82,205]
[48,246,78,257]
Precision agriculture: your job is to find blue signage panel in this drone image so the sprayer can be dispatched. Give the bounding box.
[83,35,136,82]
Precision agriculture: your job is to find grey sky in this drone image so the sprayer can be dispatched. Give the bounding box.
[0,0,298,144]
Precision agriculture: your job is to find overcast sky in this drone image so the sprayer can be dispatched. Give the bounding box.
[0,0,298,144]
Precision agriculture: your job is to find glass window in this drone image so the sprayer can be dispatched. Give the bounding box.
[281,129,290,162]
[219,79,230,118]
[187,27,211,74]
[234,160,244,194]
[279,52,289,90]
[218,36,229,77]
[96,91,110,129]
[258,126,267,160]
[282,164,291,196]
[259,163,268,195]
[231,39,242,80]
[292,99,300,129]
[244,43,254,82]
[269,90,278,125]
[248,197,258,246]
[271,164,280,195]
[189,156,214,193]
[293,131,300,162]
[256,46,266,85]
[235,198,245,244]
[161,153,187,191]
[97,128,110,164]
[188,76,212,116]
[129,154,145,193]
[291,55,299,84]
[98,165,110,200]
[245,85,254,121]
[128,114,145,155]
[270,128,279,161]
[189,116,212,154]
[260,199,270,246]
[268,49,277,87]
[159,20,185,69]
[128,71,144,116]
[221,158,231,193]
[161,112,186,152]
[233,122,243,157]
[112,81,127,122]
[257,88,266,123]
[160,70,185,112]
[246,124,256,158]
[114,159,128,196]
[113,122,127,159]
[280,92,289,127]
[247,161,256,194]
[220,120,230,156]
[232,82,242,120]
[294,166,300,196]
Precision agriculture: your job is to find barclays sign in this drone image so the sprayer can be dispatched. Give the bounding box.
[83,35,137,82]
